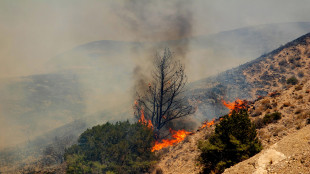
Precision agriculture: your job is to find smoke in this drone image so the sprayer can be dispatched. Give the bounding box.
[113,0,194,63]
[114,1,192,41]
[113,0,195,106]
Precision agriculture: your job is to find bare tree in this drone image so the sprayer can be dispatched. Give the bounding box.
[135,48,194,135]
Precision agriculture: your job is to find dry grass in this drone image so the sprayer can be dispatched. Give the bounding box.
[261,99,272,110]
[297,111,310,119]
[273,126,286,137]
[251,106,263,117]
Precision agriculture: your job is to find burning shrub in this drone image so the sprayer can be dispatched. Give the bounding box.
[198,110,262,174]
[64,121,157,174]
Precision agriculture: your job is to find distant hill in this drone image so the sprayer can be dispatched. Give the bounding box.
[50,22,310,80]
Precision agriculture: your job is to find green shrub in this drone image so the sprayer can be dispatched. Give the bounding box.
[286,76,298,85]
[64,121,157,174]
[263,112,282,125]
[198,110,262,173]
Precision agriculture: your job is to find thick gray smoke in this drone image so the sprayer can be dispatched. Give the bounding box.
[113,0,193,61]
[115,1,192,41]
[113,0,195,104]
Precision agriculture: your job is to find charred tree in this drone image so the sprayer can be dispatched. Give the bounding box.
[135,48,194,135]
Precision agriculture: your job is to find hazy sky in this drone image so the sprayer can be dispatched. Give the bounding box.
[1,0,310,78]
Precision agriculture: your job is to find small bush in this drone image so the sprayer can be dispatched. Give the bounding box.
[263,112,282,125]
[286,76,298,85]
[278,60,288,66]
[289,58,295,63]
[272,101,278,108]
[295,85,303,91]
[297,71,304,78]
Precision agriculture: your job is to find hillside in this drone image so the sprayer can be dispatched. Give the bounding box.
[224,80,310,173]
[153,33,310,173]
[189,32,310,121]
[154,71,310,174]
[225,125,310,174]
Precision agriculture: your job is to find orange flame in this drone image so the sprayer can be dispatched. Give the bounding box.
[138,109,153,129]
[151,129,192,152]
[222,98,247,115]
[199,118,215,129]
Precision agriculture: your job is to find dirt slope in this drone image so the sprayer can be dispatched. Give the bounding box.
[224,125,310,174]
[152,127,213,174]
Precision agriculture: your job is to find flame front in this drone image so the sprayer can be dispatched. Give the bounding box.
[199,118,215,129]
[151,129,192,152]
[222,98,247,115]
[135,100,191,152]
[138,109,153,129]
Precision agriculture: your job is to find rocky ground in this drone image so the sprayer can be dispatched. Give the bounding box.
[224,125,310,174]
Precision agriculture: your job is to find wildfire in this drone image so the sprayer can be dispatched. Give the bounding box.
[199,118,215,129]
[222,98,247,115]
[151,129,192,152]
[149,99,248,152]
[138,109,153,129]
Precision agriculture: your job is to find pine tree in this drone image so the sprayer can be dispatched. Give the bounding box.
[198,109,262,173]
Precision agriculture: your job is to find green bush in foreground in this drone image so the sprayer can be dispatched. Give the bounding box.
[198,110,262,174]
[64,121,157,174]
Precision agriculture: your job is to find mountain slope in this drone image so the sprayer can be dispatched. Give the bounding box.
[154,78,310,174]
[189,32,310,121]
[153,32,310,174]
